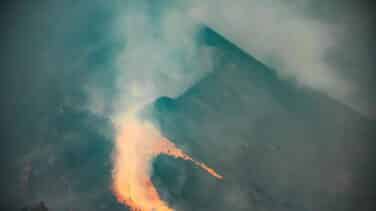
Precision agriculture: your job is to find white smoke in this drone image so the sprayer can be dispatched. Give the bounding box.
[108,1,214,119]
[84,0,375,118]
[189,0,375,118]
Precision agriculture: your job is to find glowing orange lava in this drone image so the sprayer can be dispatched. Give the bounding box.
[112,114,222,211]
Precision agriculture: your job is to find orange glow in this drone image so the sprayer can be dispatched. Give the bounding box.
[112,113,222,211]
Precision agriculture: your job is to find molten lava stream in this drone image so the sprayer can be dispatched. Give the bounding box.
[112,116,222,211]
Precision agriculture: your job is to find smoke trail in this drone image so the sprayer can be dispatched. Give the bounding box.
[106,1,220,210]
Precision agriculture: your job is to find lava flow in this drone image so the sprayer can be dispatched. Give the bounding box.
[112,113,222,211]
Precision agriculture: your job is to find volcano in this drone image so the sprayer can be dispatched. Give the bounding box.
[146,27,376,211]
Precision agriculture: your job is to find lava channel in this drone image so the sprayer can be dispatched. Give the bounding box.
[112,114,222,211]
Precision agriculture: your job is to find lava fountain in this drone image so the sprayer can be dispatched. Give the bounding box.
[112,111,222,211]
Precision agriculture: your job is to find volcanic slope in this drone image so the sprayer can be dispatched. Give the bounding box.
[147,27,376,211]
